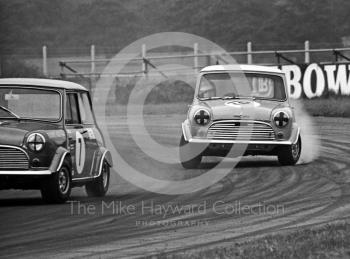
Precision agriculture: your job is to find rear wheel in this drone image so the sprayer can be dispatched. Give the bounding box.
[179,134,202,169]
[41,161,71,204]
[277,136,302,166]
[85,160,110,197]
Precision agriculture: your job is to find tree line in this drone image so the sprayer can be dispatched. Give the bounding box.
[1,0,349,55]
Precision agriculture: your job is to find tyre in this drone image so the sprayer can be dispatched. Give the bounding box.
[85,160,110,197]
[179,134,202,169]
[41,161,71,204]
[277,136,302,166]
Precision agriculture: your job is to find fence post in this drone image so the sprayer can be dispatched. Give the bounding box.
[142,44,147,75]
[42,45,48,77]
[304,40,310,64]
[194,42,199,73]
[247,42,253,64]
[91,45,95,75]
[89,45,96,92]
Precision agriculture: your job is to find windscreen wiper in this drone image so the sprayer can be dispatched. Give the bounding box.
[221,96,238,100]
[232,96,256,100]
[198,96,222,101]
[0,105,20,119]
[199,96,256,101]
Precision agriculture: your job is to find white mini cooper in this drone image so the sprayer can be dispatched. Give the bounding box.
[180,65,301,168]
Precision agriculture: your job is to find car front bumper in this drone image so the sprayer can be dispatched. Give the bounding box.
[188,139,297,145]
[182,120,300,146]
[0,170,52,175]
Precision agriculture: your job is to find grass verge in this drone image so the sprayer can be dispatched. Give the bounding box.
[106,102,189,116]
[303,97,350,117]
[150,221,350,259]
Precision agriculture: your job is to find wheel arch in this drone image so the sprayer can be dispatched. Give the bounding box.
[49,146,72,173]
[293,125,301,145]
[182,119,192,141]
[98,147,113,171]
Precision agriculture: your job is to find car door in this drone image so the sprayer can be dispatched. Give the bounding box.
[76,92,101,177]
[65,91,94,179]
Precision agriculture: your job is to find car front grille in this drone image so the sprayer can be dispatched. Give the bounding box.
[0,146,29,170]
[207,121,275,141]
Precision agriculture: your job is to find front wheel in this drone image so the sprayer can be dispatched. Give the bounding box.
[41,162,71,204]
[85,160,110,197]
[277,136,302,166]
[179,134,202,169]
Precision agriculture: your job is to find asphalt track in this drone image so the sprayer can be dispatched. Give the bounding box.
[0,116,350,258]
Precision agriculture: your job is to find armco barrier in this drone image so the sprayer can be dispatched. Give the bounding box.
[54,42,350,99]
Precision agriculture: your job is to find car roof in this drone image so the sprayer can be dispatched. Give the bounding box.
[0,78,87,91]
[200,64,284,74]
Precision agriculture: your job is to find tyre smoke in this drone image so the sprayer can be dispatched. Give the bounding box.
[292,100,321,164]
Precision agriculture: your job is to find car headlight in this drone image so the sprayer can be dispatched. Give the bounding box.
[27,133,46,152]
[273,111,289,128]
[194,109,211,126]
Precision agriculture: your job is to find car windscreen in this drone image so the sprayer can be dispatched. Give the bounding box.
[0,87,61,121]
[198,72,286,100]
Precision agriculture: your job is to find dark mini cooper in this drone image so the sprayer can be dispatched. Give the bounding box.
[0,78,112,203]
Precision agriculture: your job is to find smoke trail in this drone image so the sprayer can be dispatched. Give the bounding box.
[291,100,321,164]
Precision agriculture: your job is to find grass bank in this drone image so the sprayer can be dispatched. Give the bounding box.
[303,97,350,117]
[151,221,350,259]
[106,102,189,116]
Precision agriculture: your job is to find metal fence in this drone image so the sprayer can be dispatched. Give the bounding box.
[56,41,350,79]
[3,41,349,91]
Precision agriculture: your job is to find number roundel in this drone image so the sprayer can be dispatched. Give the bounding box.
[75,131,86,174]
[273,111,289,128]
[194,109,211,125]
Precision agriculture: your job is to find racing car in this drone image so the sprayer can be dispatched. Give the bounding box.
[0,78,112,203]
[180,65,301,168]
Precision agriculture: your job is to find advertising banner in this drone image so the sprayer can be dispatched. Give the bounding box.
[280,63,350,99]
